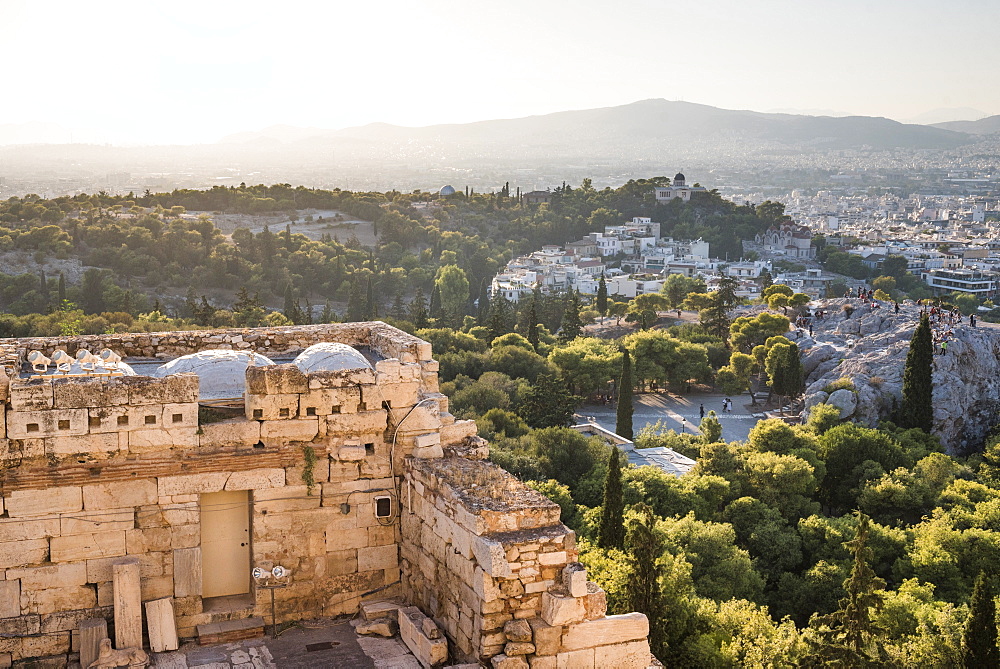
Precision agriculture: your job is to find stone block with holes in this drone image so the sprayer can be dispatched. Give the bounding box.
[6,408,89,439]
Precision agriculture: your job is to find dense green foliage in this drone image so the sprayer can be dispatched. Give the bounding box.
[900,313,934,432]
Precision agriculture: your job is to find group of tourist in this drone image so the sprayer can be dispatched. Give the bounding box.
[919,301,976,355]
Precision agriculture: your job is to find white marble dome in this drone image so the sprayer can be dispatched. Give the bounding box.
[439,185,456,196]
[154,350,275,400]
[293,342,371,373]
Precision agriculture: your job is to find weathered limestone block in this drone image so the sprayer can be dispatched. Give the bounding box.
[6,407,88,439]
[555,648,594,668]
[51,377,128,408]
[412,432,441,449]
[559,613,649,651]
[358,544,398,571]
[173,547,201,597]
[593,640,651,669]
[528,657,556,669]
[472,537,513,579]
[421,617,441,639]
[394,405,441,432]
[83,479,157,510]
[45,433,121,456]
[505,642,536,656]
[8,378,53,411]
[439,419,477,445]
[306,367,376,389]
[540,592,585,627]
[113,557,143,650]
[125,527,172,554]
[582,582,607,620]
[337,443,366,461]
[160,402,199,429]
[325,410,388,436]
[157,471,229,497]
[299,387,361,416]
[504,618,532,643]
[538,551,568,567]
[116,374,198,405]
[60,507,134,535]
[198,418,261,448]
[562,563,588,598]
[50,531,126,562]
[0,580,20,618]
[398,606,448,668]
[246,364,308,395]
[260,417,319,444]
[361,600,402,621]
[0,518,60,543]
[528,618,561,656]
[413,444,444,459]
[127,427,199,453]
[375,381,420,408]
[245,392,300,421]
[255,485,320,513]
[374,358,401,380]
[224,468,285,491]
[6,486,82,518]
[356,618,396,637]
[80,618,107,669]
[491,655,529,669]
[23,585,97,615]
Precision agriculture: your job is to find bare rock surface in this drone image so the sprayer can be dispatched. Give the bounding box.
[795,298,1000,452]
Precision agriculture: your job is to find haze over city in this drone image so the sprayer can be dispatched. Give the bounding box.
[3,0,999,145]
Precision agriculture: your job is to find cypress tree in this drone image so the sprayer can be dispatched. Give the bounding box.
[283,284,297,320]
[625,504,667,657]
[526,290,540,350]
[410,287,428,329]
[320,300,335,323]
[364,276,376,320]
[429,284,442,320]
[559,290,583,342]
[390,294,406,321]
[477,278,491,325]
[962,573,999,668]
[597,274,608,318]
[900,313,933,431]
[346,278,365,322]
[57,272,66,302]
[597,447,625,549]
[617,347,634,439]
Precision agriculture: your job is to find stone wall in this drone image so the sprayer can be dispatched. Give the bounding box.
[400,456,652,668]
[0,321,432,378]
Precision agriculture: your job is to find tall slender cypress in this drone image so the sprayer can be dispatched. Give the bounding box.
[429,284,442,320]
[962,573,999,668]
[597,447,625,549]
[527,290,540,350]
[617,347,634,439]
[477,278,491,325]
[597,274,608,318]
[559,290,583,342]
[364,276,376,320]
[900,313,933,431]
[57,272,66,303]
[625,504,667,657]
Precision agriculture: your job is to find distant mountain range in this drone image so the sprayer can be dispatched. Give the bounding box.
[931,115,1000,135]
[217,100,975,155]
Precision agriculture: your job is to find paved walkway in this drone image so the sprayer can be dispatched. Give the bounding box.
[149,618,418,669]
[579,392,764,444]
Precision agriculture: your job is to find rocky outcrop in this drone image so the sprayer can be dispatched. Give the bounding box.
[793,299,1000,453]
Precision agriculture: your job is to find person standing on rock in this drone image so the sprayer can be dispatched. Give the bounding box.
[895,302,900,314]
[971,313,977,327]
[699,404,705,420]
[941,340,948,356]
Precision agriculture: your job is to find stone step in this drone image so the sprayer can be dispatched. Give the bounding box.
[196,616,266,646]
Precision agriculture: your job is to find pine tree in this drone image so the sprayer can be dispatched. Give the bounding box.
[597,447,625,549]
[487,294,516,340]
[520,374,580,428]
[617,347,634,439]
[962,573,999,668]
[283,284,297,322]
[597,274,608,318]
[390,294,406,321]
[900,313,933,431]
[320,300,335,324]
[625,504,667,656]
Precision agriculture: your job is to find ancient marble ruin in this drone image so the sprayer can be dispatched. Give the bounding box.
[0,322,651,668]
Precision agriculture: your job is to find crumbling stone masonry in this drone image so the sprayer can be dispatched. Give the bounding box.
[0,322,650,668]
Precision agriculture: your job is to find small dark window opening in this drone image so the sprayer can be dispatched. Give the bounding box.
[357,402,367,412]
[117,416,129,426]
[172,413,183,424]
[306,407,317,416]
[331,405,341,414]
[26,423,39,433]
[253,409,263,419]
[89,416,101,428]
[58,420,70,430]
[365,442,375,455]
[279,408,290,418]
[144,415,157,425]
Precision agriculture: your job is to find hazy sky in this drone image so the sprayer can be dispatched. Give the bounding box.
[3,0,999,144]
